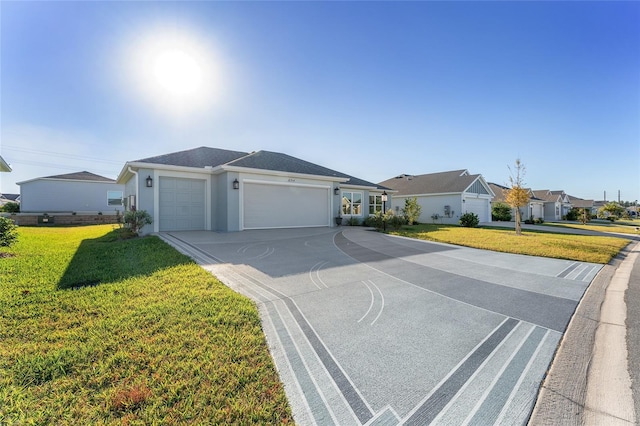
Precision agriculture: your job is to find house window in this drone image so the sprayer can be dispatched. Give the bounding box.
[107,191,123,206]
[342,191,362,216]
[369,194,383,214]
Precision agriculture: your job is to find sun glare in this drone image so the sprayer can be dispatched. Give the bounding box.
[127,28,223,116]
[153,49,203,96]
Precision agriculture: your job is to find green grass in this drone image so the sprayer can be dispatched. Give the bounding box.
[541,221,640,235]
[0,225,292,424]
[390,224,630,264]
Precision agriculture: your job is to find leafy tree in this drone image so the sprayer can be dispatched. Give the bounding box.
[0,217,18,248]
[1,202,20,213]
[491,202,512,221]
[505,159,529,235]
[402,197,422,225]
[579,208,591,225]
[123,210,153,235]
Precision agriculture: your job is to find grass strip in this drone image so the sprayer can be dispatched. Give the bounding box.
[0,225,292,424]
[390,224,630,264]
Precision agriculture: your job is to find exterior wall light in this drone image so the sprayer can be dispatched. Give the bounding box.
[334,187,340,195]
[146,176,153,188]
[233,179,240,190]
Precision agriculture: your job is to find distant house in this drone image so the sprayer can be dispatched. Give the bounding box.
[379,169,494,224]
[18,171,124,213]
[0,193,20,208]
[531,190,572,221]
[0,155,11,172]
[567,195,595,216]
[117,146,389,233]
[488,183,544,221]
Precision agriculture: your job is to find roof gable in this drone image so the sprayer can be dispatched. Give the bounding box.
[379,169,485,196]
[45,171,115,182]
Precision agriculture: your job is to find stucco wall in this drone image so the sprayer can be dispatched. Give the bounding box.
[19,180,124,213]
[395,194,461,225]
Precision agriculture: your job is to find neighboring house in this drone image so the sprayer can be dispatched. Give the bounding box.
[488,183,544,221]
[379,169,494,224]
[531,190,572,221]
[0,155,11,172]
[0,193,20,208]
[117,146,390,233]
[18,171,124,213]
[567,195,595,216]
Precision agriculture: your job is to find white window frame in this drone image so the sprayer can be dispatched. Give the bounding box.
[107,190,123,206]
[369,194,383,215]
[342,191,363,216]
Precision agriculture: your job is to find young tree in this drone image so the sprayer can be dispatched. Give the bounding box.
[505,159,530,236]
[0,217,18,248]
[402,197,422,225]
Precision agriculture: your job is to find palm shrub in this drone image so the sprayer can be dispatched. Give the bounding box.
[459,212,479,228]
[0,216,18,247]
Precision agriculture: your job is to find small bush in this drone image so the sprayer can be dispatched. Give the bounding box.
[459,212,479,228]
[0,216,18,247]
[387,211,406,231]
[535,217,544,224]
[566,208,580,221]
[491,203,512,221]
[363,215,378,227]
[123,210,152,235]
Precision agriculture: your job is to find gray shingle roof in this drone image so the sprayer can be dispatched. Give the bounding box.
[44,171,115,182]
[379,170,482,196]
[136,146,249,168]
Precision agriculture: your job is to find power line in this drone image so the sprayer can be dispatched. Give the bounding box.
[2,145,127,165]
[7,159,121,177]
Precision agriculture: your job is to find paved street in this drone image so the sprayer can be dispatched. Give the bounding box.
[161,227,602,425]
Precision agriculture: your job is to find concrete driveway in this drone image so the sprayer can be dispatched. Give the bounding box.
[160,227,601,425]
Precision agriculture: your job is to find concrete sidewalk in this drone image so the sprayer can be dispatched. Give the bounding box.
[529,240,640,425]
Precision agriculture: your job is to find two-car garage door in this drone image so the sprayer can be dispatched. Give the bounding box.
[243,181,330,229]
[159,177,205,231]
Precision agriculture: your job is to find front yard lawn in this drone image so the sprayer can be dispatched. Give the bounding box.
[390,224,630,264]
[539,221,640,235]
[0,225,291,424]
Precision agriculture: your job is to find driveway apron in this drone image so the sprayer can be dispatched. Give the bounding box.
[160,228,600,426]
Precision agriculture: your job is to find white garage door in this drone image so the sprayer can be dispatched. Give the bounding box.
[464,198,489,222]
[243,182,330,229]
[159,177,206,231]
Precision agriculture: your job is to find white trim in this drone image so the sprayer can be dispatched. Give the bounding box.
[17,177,117,185]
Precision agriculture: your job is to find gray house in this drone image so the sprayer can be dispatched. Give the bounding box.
[488,183,545,221]
[117,146,389,234]
[18,171,124,213]
[531,190,572,221]
[379,169,494,224]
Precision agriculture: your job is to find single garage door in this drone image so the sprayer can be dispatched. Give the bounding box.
[464,197,489,222]
[159,177,206,231]
[243,182,330,229]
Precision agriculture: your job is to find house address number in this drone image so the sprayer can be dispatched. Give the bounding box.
[288,178,296,182]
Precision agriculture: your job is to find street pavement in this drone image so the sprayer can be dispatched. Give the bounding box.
[159,227,610,425]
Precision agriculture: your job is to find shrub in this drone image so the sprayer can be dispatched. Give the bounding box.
[363,215,378,227]
[123,210,152,235]
[491,203,512,221]
[387,211,406,231]
[402,197,422,225]
[1,202,20,213]
[459,212,479,228]
[565,208,580,221]
[347,216,360,226]
[0,216,18,248]
[535,217,544,224]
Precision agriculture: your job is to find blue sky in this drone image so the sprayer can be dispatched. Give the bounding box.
[1,1,638,202]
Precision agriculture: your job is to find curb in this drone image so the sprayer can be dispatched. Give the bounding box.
[528,241,638,425]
